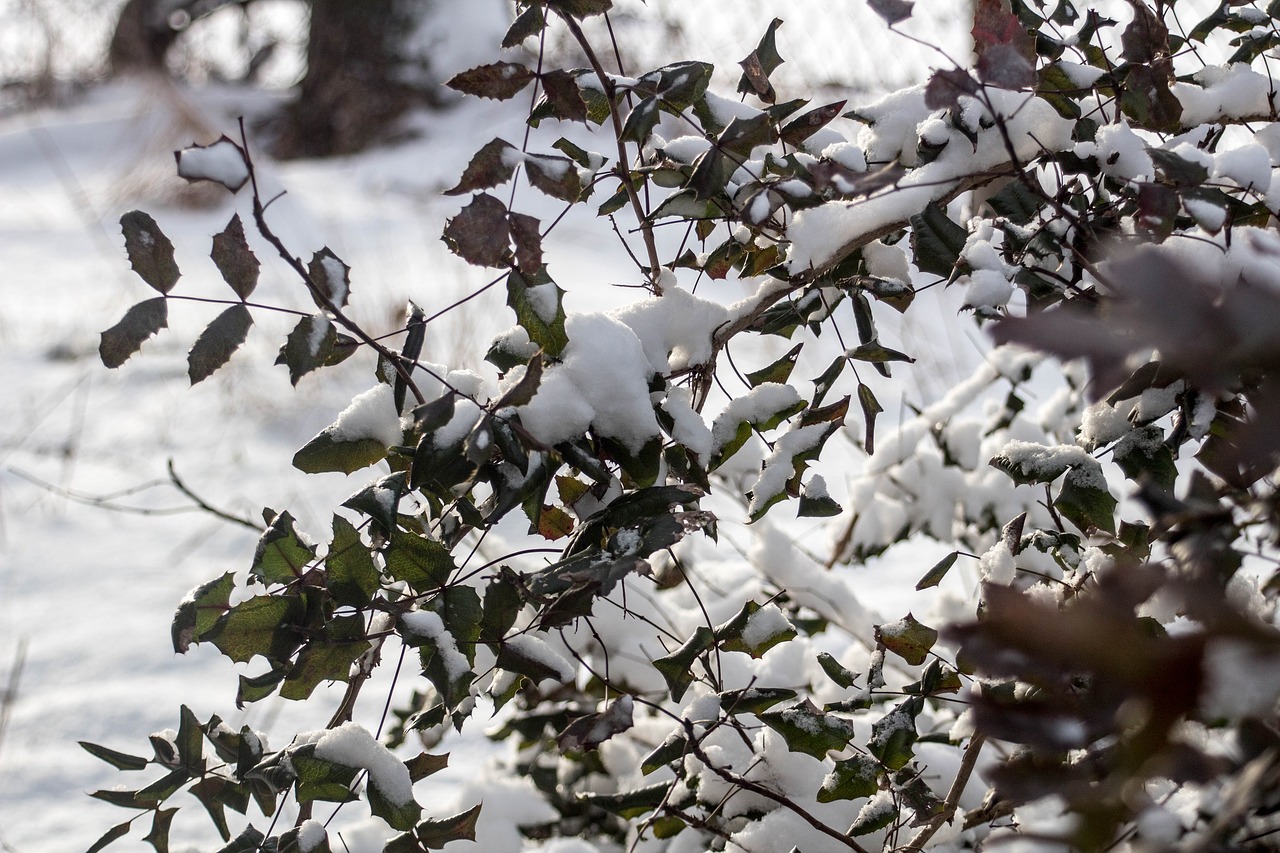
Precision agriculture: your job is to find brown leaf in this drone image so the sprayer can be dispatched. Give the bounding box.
[210,214,259,300]
[924,68,981,109]
[508,212,543,275]
[538,69,589,123]
[447,62,536,101]
[442,193,511,268]
[445,138,518,196]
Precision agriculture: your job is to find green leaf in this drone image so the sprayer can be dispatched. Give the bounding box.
[326,515,380,607]
[916,551,959,590]
[236,667,286,707]
[204,594,305,665]
[507,266,569,357]
[817,754,880,802]
[210,214,259,299]
[368,782,423,832]
[121,210,180,293]
[495,637,571,684]
[1114,425,1177,494]
[385,529,455,591]
[909,202,966,278]
[143,807,177,853]
[798,486,842,518]
[577,782,673,819]
[816,652,859,690]
[280,640,369,700]
[847,341,915,364]
[100,297,168,369]
[251,511,316,585]
[759,700,857,759]
[718,686,797,714]
[341,472,404,538]
[746,344,802,387]
[308,248,351,309]
[641,731,688,775]
[1054,468,1117,534]
[850,792,898,836]
[876,614,937,666]
[188,303,252,385]
[86,821,132,853]
[867,697,921,770]
[446,61,535,100]
[79,741,149,771]
[737,18,785,103]
[175,705,204,773]
[652,626,714,701]
[291,746,360,804]
[172,571,236,653]
[620,96,662,146]
[715,601,796,658]
[386,804,483,851]
[293,430,389,475]
[278,314,337,386]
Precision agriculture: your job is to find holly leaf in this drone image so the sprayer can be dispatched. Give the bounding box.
[278,314,337,386]
[737,18,784,103]
[210,214,259,299]
[443,193,511,267]
[445,138,518,196]
[876,614,938,666]
[817,754,880,802]
[447,62,535,100]
[120,211,180,293]
[759,700,857,759]
[100,298,168,369]
[188,303,252,385]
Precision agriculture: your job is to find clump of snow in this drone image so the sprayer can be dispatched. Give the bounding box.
[1079,399,1134,449]
[1212,143,1273,192]
[662,386,713,460]
[525,282,560,324]
[175,138,249,191]
[297,819,327,852]
[701,91,765,128]
[804,474,829,499]
[1173,64,1277,126]
[740,603,792,651]
[321,255,348,305]
[310,722,414,806]
[1184,197,1227,232]
[979,540,1017,585]
[307,314,332,358]
[504,633,575,683]
[515,312,659,452]
[863,239,909,283]
[788,91,1073,273]
[400,610,470,682]
[1090,120,1153,181]
[660,135,712,164]
[331,384,404,447]
[747,422,832,516]
[820,140,869,172]
[710,383,802,452]
[963,269,1014,313]
[613,283,731,373]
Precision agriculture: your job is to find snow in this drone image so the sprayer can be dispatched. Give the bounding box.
[1173,64,1277,126]
[747,422,830,515]
[863,239,910,283]
[321,255,348,305]
[515,312,659,452]
[740,603,791,651]
[1212,143,1273,192]
[175,138,249,191]
[502,633,575,683]
[963,269,1015,313]
[1090,120,1153,181]
[297,818,327,852]
[661,386,714,460]
[400,610,470,682]
[330,384,404,447]
[788,89,1073,273]
[311,722,415,805]
[710,383,802,452]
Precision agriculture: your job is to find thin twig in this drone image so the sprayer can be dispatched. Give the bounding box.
[166,460,264,531]
[555,12,664,292]
[897,734,987,852]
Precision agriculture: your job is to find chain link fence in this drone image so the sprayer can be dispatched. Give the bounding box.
[1,1,971,108]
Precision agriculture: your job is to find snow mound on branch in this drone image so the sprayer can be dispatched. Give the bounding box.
[331,384,404,446]
[787,90,1074,274]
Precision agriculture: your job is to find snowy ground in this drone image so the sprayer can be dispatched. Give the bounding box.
[0,9,994,852]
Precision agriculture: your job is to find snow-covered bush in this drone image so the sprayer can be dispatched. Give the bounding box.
[85,1,1280,851]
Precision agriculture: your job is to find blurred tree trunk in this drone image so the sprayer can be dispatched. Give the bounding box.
[272,0,438,159]
[110,0,441,158]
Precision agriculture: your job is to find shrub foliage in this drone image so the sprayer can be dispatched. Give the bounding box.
[86,1,1280,851]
